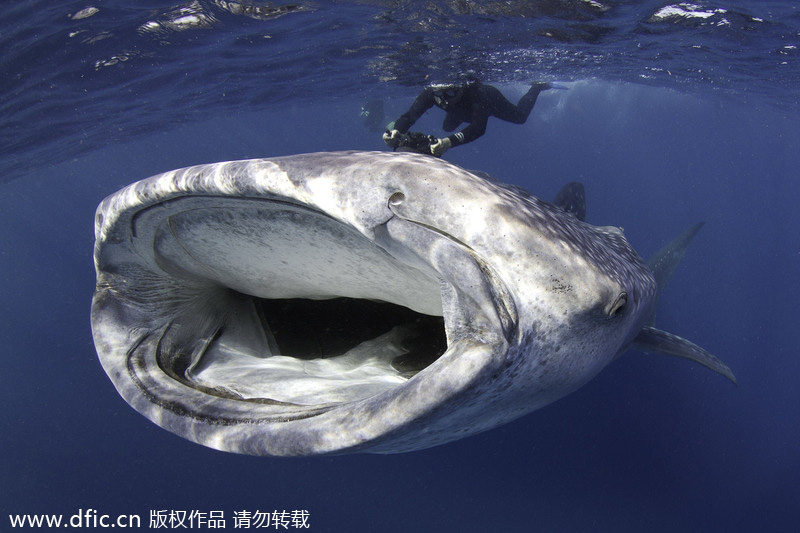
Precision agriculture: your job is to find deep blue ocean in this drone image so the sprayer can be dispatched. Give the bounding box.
[2,1,799,531]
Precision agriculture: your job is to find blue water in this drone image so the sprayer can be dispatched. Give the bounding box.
[2,1,799,531]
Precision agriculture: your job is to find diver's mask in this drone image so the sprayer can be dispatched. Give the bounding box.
[432,86,463,108]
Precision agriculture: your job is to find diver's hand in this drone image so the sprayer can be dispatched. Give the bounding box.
[383,129,401,147]
[430,137,452,157]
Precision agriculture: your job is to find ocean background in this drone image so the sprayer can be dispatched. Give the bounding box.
[2,1,799,531]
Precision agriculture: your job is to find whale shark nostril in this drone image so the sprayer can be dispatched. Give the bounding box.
[389,191,405,206]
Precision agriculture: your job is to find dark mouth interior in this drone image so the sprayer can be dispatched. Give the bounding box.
[256,296,447,376]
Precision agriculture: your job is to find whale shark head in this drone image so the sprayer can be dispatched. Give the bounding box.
[91,151,734,455]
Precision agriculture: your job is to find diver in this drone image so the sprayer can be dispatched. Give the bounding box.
[383,80,563,157]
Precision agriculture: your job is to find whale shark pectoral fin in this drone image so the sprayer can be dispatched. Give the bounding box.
[634,326,737,385]
[552,182,586,222]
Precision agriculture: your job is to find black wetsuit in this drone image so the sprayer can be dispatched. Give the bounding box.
[393,82,546,148]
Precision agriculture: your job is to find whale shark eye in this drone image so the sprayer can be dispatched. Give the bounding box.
[608,292,628,318]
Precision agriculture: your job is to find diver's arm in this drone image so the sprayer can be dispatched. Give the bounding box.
[447,113,488,146]
[393,88,436,132]
[431,115,487,157]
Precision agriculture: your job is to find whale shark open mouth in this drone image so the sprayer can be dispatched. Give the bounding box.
[110,194,511,408]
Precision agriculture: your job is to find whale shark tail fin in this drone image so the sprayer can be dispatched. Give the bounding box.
[646,221,704,308]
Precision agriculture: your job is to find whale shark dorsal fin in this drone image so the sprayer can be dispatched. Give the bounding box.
[552,181,586,221]
[634,326,737,385]
[648,222,705,294]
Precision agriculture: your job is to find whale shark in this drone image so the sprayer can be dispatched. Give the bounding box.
[91,151,735,456]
